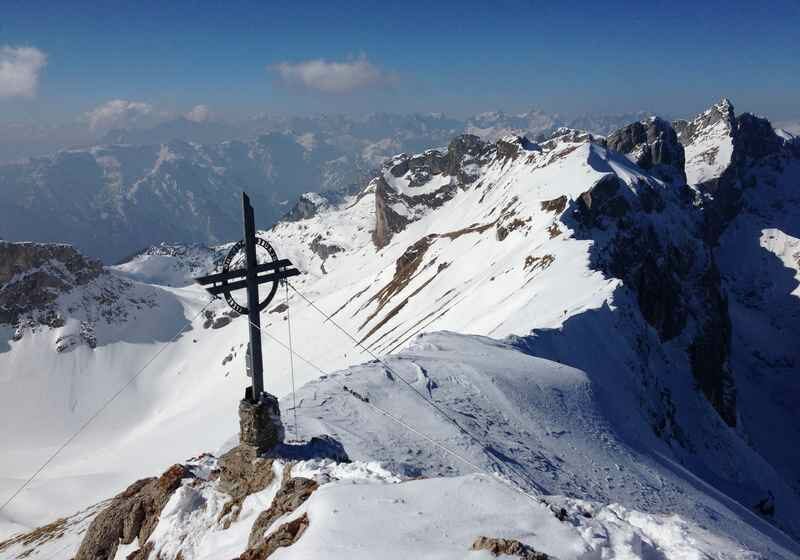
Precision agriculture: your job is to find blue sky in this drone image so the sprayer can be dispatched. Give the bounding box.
[1,0,799,124]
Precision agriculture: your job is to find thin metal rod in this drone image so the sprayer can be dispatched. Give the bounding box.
[284,281,299,439]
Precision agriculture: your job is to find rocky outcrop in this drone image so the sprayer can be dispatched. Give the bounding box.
[446,134,485,184]
[574,175,632,228]
[570,170,738,426]
[471,536,550,559]
[607,117,686,184]
[239,513,309,560]
[283,193,327,222]
[372,177,410,249]
[0,241,103,327]
[216,445,278,528]
[371,135,499,249]
[74,464,192,560]
[247,476,318,548]
[309,234,344,262]
[496,135,536,162]
[733,113,783,163]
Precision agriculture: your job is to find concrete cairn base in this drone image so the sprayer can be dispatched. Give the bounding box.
[239,391,285,454]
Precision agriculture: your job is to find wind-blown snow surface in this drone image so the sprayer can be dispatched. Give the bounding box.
[1,334,795,559]
[2,105,799,557]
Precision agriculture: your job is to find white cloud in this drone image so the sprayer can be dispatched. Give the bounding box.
[86,99,153,130]
[184,104,211,123]
[0,46,47,98]
[271,55,392,93]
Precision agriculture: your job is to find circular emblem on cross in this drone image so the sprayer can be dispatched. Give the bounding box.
[221,237,280,314]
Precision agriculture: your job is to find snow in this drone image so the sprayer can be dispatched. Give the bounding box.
[7,453,766,559]
[760,228,800,297]
[681,101,736,186]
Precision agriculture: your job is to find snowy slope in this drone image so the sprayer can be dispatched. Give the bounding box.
[674,99,736,186]
[1,99,799,558]
[2,334,796,559]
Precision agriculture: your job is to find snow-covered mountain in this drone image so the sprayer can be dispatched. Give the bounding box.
[0,134,372,263]
[1,98,799,559]
[0,109,666,264]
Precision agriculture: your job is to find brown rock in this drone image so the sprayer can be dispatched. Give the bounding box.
[471,536,551,559]
[239,514,310,560]
[216,446,277,528]
[74,464,192,560]
[372,177,409,249]
[248,477,318,548]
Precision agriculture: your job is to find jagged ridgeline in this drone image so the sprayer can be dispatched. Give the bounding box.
[0,110,668,264]
[1,99,799,559]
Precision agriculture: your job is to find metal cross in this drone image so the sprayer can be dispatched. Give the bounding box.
[195,192,300,403]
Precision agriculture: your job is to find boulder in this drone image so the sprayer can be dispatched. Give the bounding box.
[471,536,550,559]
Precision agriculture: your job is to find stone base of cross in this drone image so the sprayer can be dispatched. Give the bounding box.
[238,390,285,454]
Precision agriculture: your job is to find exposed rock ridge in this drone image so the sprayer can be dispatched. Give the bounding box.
[606,117,686,184]
[0,241,103,330]
[246,476,318,548]
[74,464,192,560]
[569,168,737,426]
[0,240,155,351]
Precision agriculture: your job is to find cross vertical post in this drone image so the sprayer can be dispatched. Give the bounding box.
[242,192,265,402]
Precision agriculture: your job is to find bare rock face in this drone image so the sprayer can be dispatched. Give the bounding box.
[471,536,550,559]
[569,169,738,427]
[446,134,485,185]
[607,117,686,184]
[372,177,410,249]
[574,175,632,228]
[0,240,148,351]
[733,113,783,163]
[0,241,102,326]
[283,193,326,222]
[239,513,310,560]
[309,234,343,261]
[217,446,274,497]
[247,476,318,548]
[216,445,277,528]
[74,464,192,560]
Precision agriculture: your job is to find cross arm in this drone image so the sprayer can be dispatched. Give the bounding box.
[195,259,293,285]
[203,267,300,296]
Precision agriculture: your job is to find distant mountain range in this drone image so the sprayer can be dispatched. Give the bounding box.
[0,109,669,263]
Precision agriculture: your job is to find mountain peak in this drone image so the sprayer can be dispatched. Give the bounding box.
[716,96,734,112]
